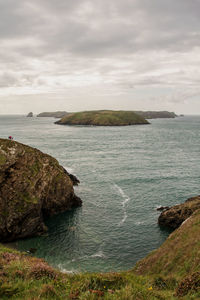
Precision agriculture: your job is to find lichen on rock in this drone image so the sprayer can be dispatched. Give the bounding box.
[0,139,82,242]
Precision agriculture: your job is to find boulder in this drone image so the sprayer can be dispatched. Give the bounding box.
[27,112,33,117]
[0,139,82,242]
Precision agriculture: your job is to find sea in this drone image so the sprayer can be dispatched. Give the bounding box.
[0,115,199,273]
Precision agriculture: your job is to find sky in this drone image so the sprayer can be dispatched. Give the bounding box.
[1,0,200,114]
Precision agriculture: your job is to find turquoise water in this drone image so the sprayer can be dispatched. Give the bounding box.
[0,115,200,273]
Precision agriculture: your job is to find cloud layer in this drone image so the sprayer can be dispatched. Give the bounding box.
[1,0,200,113]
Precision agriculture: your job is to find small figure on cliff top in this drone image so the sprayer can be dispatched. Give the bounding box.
[8,136,13,140]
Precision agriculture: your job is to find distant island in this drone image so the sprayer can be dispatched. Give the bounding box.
[26,112,33,117]
[55,110,150,126]
[37,111,68,118]
[134,111,177,119]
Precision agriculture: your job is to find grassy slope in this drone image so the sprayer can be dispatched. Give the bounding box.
[56,110,149,126]
[1,209,200,299]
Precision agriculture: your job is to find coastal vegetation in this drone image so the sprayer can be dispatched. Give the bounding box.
[55,110,150,126]
[0,205,200,299]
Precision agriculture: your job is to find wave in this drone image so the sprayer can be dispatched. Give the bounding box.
[113,183,130,226]
[58,265,78,274]
[71,251,106,263]
[134,221,145,225]
[91,250,105,258]
[119,211,127,226]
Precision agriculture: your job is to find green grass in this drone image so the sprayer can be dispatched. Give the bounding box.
[0,205,200,299]
[1,210,200,300]
[56,110,150,126]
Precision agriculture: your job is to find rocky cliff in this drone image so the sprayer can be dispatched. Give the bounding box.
[0,139,81,242]
[158,195,200,229]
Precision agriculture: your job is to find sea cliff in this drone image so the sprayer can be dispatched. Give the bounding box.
[0,139,81,242]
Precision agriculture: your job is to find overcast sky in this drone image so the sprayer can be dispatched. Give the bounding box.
[1,0,200,114]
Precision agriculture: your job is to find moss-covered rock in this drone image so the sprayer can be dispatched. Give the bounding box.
[0,139,81,242]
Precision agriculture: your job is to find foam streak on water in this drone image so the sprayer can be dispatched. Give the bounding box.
[114,183,130,226]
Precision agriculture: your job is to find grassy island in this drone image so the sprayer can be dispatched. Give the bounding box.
[55,110,150,126]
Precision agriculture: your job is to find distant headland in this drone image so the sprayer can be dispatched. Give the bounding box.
[55,110,150,126]
[134,111,177,119]
[37,111,68,118]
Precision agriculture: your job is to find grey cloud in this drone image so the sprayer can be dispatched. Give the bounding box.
[1,0,200,58]
[0,0,200,114]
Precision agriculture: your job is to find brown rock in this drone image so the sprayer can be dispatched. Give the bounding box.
[158,196,200,229]
[0,139,82,242]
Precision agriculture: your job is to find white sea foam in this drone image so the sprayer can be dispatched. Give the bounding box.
[134,221,145,225]
[58,265,78,274]
[91,250,105,258]
[70,251,106,262]
[114,183,130,226]
[64,167,74,173]
[119,211,127,226]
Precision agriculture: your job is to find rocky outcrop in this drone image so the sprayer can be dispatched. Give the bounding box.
[0,139,81,242]
[27,112,33,117]
[158,195,200,229]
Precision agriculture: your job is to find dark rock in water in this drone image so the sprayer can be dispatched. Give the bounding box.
[156,206,170,211]
[63,169,80,186]
[27,112,33,117]
[29,248,37,254]
[0,138,82,242]
[158,196,200,229]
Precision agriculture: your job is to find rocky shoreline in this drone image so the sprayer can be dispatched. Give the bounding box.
[158,195,200,229]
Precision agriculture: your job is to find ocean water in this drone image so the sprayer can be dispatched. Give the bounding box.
[0,115,200,273]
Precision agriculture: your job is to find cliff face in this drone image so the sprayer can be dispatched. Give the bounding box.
[158,195,200,229]
[0,139,81,242]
